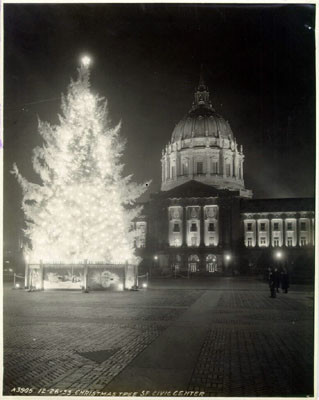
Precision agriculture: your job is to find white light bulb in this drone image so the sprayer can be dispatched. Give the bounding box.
[81,56,91,67]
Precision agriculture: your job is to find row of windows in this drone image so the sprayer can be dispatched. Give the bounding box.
[167,159,242,178]
[247,221,308,231]
[174,222,216,232]
[246,237,309,247]
[170,236,218,247]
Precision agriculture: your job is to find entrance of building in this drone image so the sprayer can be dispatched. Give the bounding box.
[206,254,218,273]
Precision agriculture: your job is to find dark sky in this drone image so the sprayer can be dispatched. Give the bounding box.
[4,3,316,250]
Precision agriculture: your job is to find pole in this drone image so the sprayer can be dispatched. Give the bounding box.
[29,268,33,292]
[83,259,88,292]
[39,260,44,290]
[124,261,128,290]
[13,273,16,288]
[25,263,29,289]
[135,264,138,288]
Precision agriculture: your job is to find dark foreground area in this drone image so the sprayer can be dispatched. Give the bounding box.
[3,277,314,397]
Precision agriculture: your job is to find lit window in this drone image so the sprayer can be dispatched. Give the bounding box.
[196,162,203,174]
[260,237,266,246]
[247,223,252,232]
[287,238,293,247]
[189,263,197,272]
[300,222,306,231]
[211,161,218,174]
[190,223,197,232]
[300,237,307,246]
[209,237,214,246]
[139,238,145,248]
[260,223,266,231]
[173,223,180,232]
[206,257,218,273]
[247,238,253,247]
[208,223,215,232]
[273,238,279,247]
[287,222,293,231]
[273,223,279,231]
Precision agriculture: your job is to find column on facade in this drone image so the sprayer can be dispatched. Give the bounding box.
[311,218,315,246]
[253,216,257,247]
[176,153,180,177]
[296,216,300,247]
[182,206,187,246]
[162,160,165,182]
[269,216,273,247]
[241,159,244,179]
[207,155,211,176]
[200,206,205,246]
[219,150,225,177]
[233,153,237,178]
[282,216,286,247]
[189,155,193,177]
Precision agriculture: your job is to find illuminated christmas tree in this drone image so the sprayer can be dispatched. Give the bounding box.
[13,57,148,264]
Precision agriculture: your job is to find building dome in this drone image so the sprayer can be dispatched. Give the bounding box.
[171,106,234,143]
[160,74,252,198]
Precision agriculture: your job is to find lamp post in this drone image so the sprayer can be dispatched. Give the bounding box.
[152,255,158,278]
[275,250,283,260]
[224,253,232,275]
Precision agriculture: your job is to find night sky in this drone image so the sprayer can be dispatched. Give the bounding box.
[4,3,315,251]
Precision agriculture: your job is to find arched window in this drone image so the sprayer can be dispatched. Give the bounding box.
[188,254,199,272]
[206,254,218,273]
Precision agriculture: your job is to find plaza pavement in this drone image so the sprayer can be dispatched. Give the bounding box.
[3,277,314,397]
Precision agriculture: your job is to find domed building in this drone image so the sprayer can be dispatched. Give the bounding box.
[134,76,314,278]
[161,78,251,197]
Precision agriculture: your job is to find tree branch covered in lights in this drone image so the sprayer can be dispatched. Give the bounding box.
[13,63,149,264]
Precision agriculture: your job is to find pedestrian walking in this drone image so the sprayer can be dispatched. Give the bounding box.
[281,267,289,293]
[274,267,281,293]
[269,267,276,298]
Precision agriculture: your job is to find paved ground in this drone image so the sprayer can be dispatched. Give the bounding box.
[3,277,314,397]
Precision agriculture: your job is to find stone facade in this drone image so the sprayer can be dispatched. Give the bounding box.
[133,78,315,279]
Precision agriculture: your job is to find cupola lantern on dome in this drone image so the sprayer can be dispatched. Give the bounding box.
[161,74,252,198]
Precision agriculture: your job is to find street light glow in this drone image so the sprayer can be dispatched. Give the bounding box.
[225,255,231,261]
[275,251,283,259]
[154,255,158,260]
